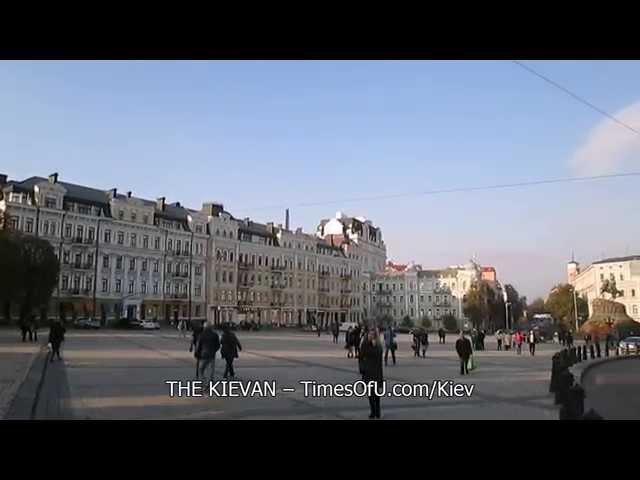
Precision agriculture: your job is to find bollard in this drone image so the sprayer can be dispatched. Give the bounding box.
[582,409,604,420]
[590,344,595,359]
[615,344,619,356]
[626,344,630,356]
[566,384,586,420]
[583,346,588,360]
[555,369,574,406]
[549,353,559,393]
[576,345,582,362]
[605,343,609,357]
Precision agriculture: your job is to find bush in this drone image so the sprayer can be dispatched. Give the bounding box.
[420,316,432,329]
[442,314,458,332]
[401,316,414,328]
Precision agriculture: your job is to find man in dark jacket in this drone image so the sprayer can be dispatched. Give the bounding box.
[332,321,340,343]
[359,328,383,419]
[195,324,220,380]
[221,324,242,379]
[48,319,66,362]
[353,325,362,358]
[455,331,473,375]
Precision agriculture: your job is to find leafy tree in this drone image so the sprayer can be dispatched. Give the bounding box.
[545,283,588,331]
[463,280,496,329]
[504,284,524,323]
[400,316,414,328]
[441,314,457,332]
[420,316,432,329]
[527,297,546,316]
[378,314,393,328]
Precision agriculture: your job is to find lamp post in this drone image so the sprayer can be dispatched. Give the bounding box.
[573,286,579,332]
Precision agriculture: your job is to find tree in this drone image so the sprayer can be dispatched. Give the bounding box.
[545,284,588,332]
[420,316,432,329]
[441,314,458,332]
[400,316,414,328]
[527,297,546,316]
[378,314,393,328]
[504,284,524,324]
[463,280,496,329]
[0,231,59,325]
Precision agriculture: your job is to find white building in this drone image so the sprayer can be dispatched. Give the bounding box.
[568,255,640,322]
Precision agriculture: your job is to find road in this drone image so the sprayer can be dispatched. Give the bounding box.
[9,329,563,420]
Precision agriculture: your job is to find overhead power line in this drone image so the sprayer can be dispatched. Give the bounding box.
[235,171,640,214]
[512,60,640,136]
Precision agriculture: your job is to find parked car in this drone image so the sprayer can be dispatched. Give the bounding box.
[618,336,640,355]
[127,319,143,329]
[339,321,358,332]
[75,318,101,329]
[140,320,160,330]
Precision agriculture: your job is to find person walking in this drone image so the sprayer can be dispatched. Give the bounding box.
[504,330,512,351]
[48,318,66,362]
[195,323,220,380]
[317,321,322,337]
[455,331,473,375]
[528,330,537,356]
[221,324,242,379]
[566,331,574,348]
[359,328,383,419]
[383,325,397,366]
[19,318,31,343]
[353,324,362,358]
[412,329,421,357]
[345,326,354,358]
[516,331,524,355]
[178,319,187,338]
[29,314,39,343]
[496,330,503,351]
[332,321,340,344]
[421,330,429,358]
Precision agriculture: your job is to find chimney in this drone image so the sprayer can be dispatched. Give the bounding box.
[109,188,117,198]
[127,191,132,198]
[175,202,181,208]
[202,202,224,217]
[285,209,290,231]
[48,173,58,184]
[0,174,7,186]
[156,197,165,211]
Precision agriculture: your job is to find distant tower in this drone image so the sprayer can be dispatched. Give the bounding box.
[285,209,290,231]
[567,251,580,285]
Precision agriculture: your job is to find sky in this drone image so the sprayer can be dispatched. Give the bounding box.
[2,60,640,300]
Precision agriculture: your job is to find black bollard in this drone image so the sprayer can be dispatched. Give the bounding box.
[582,346,588,360]
[571,347,577,364]
[576,345,582,362]
[555,369,574,405]
[567,384,585,420]
[605,342,609,357]
[582,409,604,420]
[596,342,601,358]
[615,344,619,356]
[590,344,595,359]
[549,353,559,393]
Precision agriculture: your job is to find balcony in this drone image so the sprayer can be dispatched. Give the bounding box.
[271,283,286,290]
[72,236,84,244]
[270,301,286,307]
[340,273,352,280]
[84,238,94,245]
[238,261,254,270]
[237,300,253,307]
[271,265,286,272]
[171,293,188,299]
[340,288,352,294]
[238,282,255,289]
[319,287,330,293]
[319,271,330,277]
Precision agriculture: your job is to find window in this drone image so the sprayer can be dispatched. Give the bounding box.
[142,260,148,272]
[167,262,172,274]
[76,225,83,240]
[117,231,124,245]
[131,212,137,222]
[620,274,624,281]
[610,273,615,281]
[143,236,149,249]
[620,290,625,297]
[45,196,57,209]
[104,229,111,243]
[154,261,159,273]
[153,282,159,294]
[410,295,414,303]
[196,225,203,234]
[222,271,227,283]
[62,276,69,290]
[154,237,160,249]
[63,251,70,264]
[118,210,124,220]
[42,221,49,235]
[88,227,95,242]
[143,215,149,225]
[215,271,220,282]
[168,239,173,251]
[183,264,189,274]
[141,281,147,294]
[115,279,122,293]
[230,252,234,262]
[129,258,136,271]
[128,280,134,294]
[86,277,93,292]
[87,254,94,266]
[600,274,604,281]
[184,242,189,254]
[420,295,424,302]
[65,224,72,238]
[131,234,137,248]
[195,286,202,297]
[50,221,56,236]
[177,240,182,253]
[74,253,82,268]
[102,279,108,293]
[633,289,636,297]
[116,256,123,270]
[400,296,404,303]
[195,265,202,275]
[229,272,234,283]
[25,218,33,233]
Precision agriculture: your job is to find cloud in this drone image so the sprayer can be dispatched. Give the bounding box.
[570,100,640,175]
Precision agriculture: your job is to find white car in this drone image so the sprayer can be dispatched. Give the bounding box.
[339,321,358,332]
[140,320,160,330]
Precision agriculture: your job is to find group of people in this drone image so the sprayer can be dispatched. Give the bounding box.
[16,316,65,363]
[191,321,243,380]
[19,315,39,343]
[552,330,575,347]
[411,329,429,358]
[470,329,486,351]
[344,324,365,359]
[495,329,540,355]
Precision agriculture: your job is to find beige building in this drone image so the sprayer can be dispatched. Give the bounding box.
[568,255,640,322]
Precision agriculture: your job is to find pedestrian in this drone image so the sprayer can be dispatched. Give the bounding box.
[353,324,362,358]
[479,330,486,351]
[317,321,322,337]
[178,319,187,338]
[359,328,383,419]
[48,318,66,362]
[383,325,397,366]
[421,330,429,358]
[412,329,421,357]
[496,330,503,351]
[19,317,31,343]
[345,326,354,358]
[566,331,574,348]
[220,323,242,379]
[528,330,537,356]
[332,321,340,344]
[455,330,473,375]
[518,330,525,354]
[29,314,39,343]
[195,323,220,380]
[553,331,559,345]
[190,320,204,354]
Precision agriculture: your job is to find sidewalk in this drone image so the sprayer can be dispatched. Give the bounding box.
[0,329,43,419]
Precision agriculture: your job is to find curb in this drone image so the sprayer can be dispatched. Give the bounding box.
[0,344,45,420]
[570,354,640,387]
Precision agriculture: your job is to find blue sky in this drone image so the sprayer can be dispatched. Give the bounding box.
[2,60,640,300]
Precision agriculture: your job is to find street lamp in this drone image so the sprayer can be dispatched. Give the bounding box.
[573,286,579,332]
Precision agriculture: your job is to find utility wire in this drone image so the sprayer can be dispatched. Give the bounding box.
[235,171,640,214]
[512,60,640,136]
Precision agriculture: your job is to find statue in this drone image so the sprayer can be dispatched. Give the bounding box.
[581,298,638,339]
